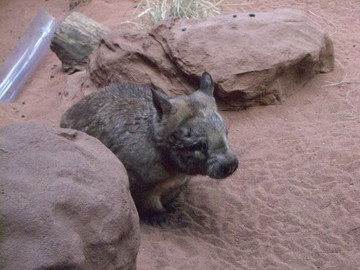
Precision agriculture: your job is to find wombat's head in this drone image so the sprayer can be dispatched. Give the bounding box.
[152,72,238,179]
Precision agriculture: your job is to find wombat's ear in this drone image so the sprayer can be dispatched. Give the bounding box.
[151,88,172,119]
[199,72,214,96]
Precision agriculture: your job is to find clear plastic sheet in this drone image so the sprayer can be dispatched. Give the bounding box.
[0,9,55,103]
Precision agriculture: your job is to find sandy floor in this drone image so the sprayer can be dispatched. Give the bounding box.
[1,0,359,269]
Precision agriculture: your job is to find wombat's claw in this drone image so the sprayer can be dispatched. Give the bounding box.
[145,212,170,226]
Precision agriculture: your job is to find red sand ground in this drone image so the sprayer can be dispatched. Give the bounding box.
[1,0,359,269]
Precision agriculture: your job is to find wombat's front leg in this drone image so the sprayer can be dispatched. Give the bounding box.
[140,195,169,225]
[134,174,189,225]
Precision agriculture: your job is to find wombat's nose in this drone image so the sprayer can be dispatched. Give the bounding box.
[207,153,239,179]
[218,157,238,178]
[225,157,239,176]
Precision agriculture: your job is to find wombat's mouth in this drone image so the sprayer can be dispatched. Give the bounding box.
[206,156,239,179]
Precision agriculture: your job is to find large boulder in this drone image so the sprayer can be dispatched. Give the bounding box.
[0,123,140,270]
[89,9,334,109]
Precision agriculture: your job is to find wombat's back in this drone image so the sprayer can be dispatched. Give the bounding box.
[60,83,155,151]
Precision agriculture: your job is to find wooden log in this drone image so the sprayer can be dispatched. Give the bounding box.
[50,12,110,74]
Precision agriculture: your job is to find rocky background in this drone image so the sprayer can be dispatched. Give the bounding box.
[1,0,360,269]
[87,8,334,110]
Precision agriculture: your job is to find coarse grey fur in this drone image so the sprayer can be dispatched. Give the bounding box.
[60,72,238,224]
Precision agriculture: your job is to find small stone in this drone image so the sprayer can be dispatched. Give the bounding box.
[50,75,55,79]
[233,14,237,18]
[249,13,255,17]
[349,180,354,185]
[181,28,187,31]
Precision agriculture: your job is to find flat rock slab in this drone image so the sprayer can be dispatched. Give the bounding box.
[89,9,334,109]
[0,123,140,270]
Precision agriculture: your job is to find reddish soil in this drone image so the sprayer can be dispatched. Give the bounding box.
[1,0,359,269]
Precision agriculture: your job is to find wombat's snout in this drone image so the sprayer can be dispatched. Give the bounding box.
[207,152,238,179]
[221,157,239,177]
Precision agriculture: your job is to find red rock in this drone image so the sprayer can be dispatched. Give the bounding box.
[89,9,334,109]
[0,123,140,270]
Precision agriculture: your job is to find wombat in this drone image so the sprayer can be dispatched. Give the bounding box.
[60,72,238,224]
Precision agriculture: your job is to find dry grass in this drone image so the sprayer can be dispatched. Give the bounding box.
[118,0,225,29]
[137,0,224,24]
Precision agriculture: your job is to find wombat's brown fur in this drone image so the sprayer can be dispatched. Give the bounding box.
[60,72,238,224]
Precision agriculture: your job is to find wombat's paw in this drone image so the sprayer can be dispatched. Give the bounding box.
[164,198,180,213]
[143,212,170,226]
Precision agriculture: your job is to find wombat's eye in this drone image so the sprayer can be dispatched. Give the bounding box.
[190,140,208,153]
[169,129,190,142]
